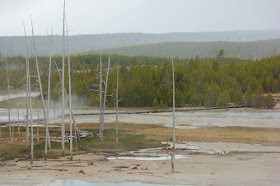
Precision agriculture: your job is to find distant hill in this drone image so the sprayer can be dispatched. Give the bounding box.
[0,30,279,57]
[90,39,280,60]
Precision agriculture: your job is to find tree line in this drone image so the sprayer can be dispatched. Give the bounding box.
[0,54,279,109]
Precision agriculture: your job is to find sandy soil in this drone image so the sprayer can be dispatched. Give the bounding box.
[0,142,280,185]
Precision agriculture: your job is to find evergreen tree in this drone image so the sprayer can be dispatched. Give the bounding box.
[152,99,159,109]
[217,90,230,107]
[264,92,274,108]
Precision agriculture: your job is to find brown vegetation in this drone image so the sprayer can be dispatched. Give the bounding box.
[1,123,280,160]
[78,123,280,146]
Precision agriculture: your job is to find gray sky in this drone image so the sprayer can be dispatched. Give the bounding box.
[0,0,279,36]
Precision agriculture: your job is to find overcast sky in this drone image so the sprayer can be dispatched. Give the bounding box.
[0,0,279,36]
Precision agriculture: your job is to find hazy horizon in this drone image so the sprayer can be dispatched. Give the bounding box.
[0,0,279,36]
[1,29,280,37]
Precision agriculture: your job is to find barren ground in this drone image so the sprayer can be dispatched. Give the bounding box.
[0,101,279,185]
[0,142,280,185]
[0,122,280,185]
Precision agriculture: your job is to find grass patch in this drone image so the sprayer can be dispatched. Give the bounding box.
[139,126,280,146]
[79,128,160,152]
[0,123,162,160]
[1,123,280,160]
[0,141,64,160]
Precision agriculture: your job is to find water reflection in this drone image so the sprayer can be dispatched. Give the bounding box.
[107,155,188,161]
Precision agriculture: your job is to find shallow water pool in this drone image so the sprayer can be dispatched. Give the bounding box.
[0,179,189,186]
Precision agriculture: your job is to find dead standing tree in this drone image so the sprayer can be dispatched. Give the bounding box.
[30,16,51,149]
[100,55,110,141]
[45,26,53,160]
[23,21,30,147]
[27,57,34,164]
[171,59,176,173]
[53,61,80,148]
[99,53,103,140]
[90,53,107,141]
[66,20,73,160]
[5,58,12,143]
[17,89,20,133]
[61,0,66,157]
[115,65,120,142]
[37,100,40,144]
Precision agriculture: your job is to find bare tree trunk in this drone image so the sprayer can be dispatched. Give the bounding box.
[37,103,39,144]
[30,16,51,149]
[171,154,175,173]
[17,89,20,133]
[61,0,66,157]
[66,21,73,160]
[74,75,77,105]
[72,72,78,150]
[27,58,34,164]
[12,121,14,143]
[172,59,176,151]
[116,65,119,142]
[25,73,29,147]
[6,58,12,143]
[101,55,110,139]
[54,61,80,142]
[99,53,103,140]
[23,21,29,147]
[45,27,53,160]
[12,118,14,142]
[171,59,176,173]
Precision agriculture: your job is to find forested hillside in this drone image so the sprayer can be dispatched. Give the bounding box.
[0,55,279,108]
[92,39,280,59]
[1,30,279,57]
[0,53,245,72]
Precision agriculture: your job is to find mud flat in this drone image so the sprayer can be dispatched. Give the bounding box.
[47,108,280,129]
[0,142,280,185]
[1,106,279,129]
